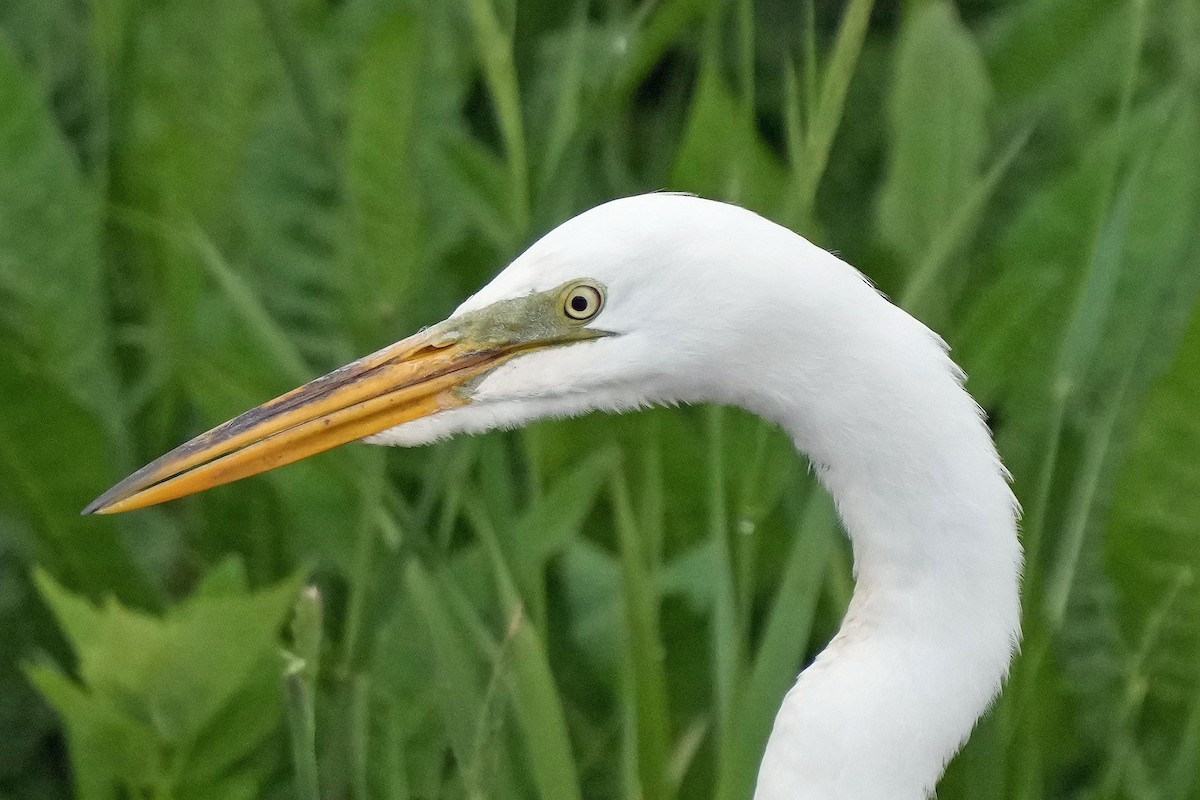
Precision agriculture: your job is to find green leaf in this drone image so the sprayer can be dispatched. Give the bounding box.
[109,0,275,362]
[0,364,153,604]
[236,99,350,370]
[0,33,119,430]
[877,0,991,266]
[984,0,1125,113]
[404,560,492,787]
[0,0,90,133]
[513,446,618,614]
[611,468,672,800]
[192,556,251,598]
[899,126,1031,317]
[559,539,624,681]
[670,63,786,212]
[1107,292,1200,737]
[791,0,875,222]
[464,494,584,800]
[956,93,1189,413]
[183,655,284,787]
[464,0,529,232]
[529,7,589,192]
[1006,87,1200,793]
[24,661,159,800]
[31,565,300,798]
[716,491,837,800]
[703,407,742,744]
[342,12,427,346]
[431,130,519,253]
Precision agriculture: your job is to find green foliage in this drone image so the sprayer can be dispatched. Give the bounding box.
[26,563,302,800]
[342,12,426,347]
[0,33,118,431]
[877,2,989,269]
[1109,294,1200,740]
[1,0,1200,799]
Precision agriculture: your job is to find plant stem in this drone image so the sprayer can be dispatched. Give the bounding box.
[286,666,321,800]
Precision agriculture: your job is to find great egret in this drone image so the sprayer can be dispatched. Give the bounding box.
[86,193,1022,800]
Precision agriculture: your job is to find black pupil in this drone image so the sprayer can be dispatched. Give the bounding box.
[570,294,590,313]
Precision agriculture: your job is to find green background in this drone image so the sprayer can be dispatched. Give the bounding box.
[2,0,1200,798]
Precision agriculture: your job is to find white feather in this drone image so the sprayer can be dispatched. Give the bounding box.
[371,193,1022,800]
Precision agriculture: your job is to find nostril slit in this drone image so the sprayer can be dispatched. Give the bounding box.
[412,336,459,357]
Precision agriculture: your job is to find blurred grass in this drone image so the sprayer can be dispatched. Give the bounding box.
[1,0,1200,799]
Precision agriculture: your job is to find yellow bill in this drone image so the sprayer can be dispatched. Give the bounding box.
[84,280,609,515]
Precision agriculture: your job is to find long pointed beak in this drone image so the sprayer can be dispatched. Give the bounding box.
[83,323,518,515]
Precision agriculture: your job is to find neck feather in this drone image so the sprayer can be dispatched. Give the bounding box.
[738,264,1021,800]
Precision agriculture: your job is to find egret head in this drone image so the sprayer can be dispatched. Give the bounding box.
[375,193,799,446]
[84,193,852,514]
[81,194,1022,800]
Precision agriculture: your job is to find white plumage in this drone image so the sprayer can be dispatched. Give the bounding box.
[375,193,1023,799]
[89,192,1022,799]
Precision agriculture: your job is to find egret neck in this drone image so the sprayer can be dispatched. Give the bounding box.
[720,236,1021,799]
[83,193,1022,800]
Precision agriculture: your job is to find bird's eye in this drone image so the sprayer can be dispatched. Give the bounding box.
[562,283,604,322]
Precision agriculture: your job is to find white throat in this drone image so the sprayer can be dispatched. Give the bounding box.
[368,194,1023,799]
[735,248,1022,800]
